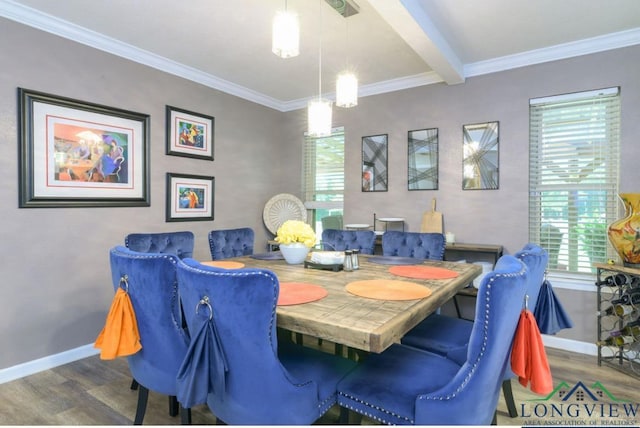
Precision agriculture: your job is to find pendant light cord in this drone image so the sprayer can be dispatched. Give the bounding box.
[318,0,323,101]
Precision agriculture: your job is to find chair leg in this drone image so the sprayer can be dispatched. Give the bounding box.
[169,395,179,417]
[179,404,192,425]
[130,378,139,390]
[491,410,497,425]
[453,295,462,318]
[133,385,149,425]
[339,406,350,424]
[502,379,518,418]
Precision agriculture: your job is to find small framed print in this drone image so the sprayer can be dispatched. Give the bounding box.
[166,105,214,160]
[462,121,499,190]
[362,134,388,192]
[166,173,214,222]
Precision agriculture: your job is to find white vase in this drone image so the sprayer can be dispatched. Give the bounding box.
[279,243,310,264]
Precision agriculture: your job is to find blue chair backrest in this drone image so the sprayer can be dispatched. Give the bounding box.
[109,246,189,396]
[208,228,255,260]
[514,243,549,311]
[125,231,194,259]
[381,231,445,260]
[415,255,528,425]
[321,229,376,254]
[177,259,323,424]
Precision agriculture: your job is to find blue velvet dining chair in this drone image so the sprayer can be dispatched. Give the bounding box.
[400,242,549,418]
[381,230,446,260]
[108,246,191,425]
[321,229,376,254]
[337,254,529,425]
[207,227,255,260]
[124,230,194,407]
[175,259,357,425]
[125,231,194,259]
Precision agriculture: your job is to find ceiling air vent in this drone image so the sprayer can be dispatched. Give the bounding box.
[325,0,359,17]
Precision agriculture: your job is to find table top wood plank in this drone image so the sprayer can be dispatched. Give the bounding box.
[232,254,481,353]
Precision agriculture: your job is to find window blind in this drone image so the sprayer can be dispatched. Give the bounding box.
[303,127,344,210]
[529,87,620,275]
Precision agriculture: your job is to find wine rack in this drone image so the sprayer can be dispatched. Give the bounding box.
[595,263,640,380]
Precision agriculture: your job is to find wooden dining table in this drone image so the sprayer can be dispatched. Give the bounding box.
[229,253,482,354]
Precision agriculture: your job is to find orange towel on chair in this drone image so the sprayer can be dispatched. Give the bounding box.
[94,288,142,359]
[511,309,553,395]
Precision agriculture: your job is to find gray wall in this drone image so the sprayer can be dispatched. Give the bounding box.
[0,19,292,369]
[285,44,640,345]
[1,17,639,371]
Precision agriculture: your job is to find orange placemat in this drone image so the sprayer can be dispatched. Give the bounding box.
[278,282,328,306]
[201,260,246,269]
[346,280,432,301]
[388,265,459,280]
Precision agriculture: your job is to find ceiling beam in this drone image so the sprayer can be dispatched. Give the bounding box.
[368,0,465,85]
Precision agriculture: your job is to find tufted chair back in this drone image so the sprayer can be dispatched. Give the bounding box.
[413,255,528,424]
[321,229,376,254]
[515,243,548,308]
[108,246,190,424]
[208,227,255,260]
[176,259,356,424]
[381,230,445,260]
[336,255,528,425]
[125,231,194,259]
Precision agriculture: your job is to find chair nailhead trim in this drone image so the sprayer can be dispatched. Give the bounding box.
[416,265,527,403]
[339,392,413,424]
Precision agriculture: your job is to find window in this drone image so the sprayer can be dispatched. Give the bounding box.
[303,127,345,236]
[529,87,620,275]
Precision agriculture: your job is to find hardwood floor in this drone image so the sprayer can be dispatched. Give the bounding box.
[0,347,638,425]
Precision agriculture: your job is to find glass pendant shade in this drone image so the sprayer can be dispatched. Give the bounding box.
[336,71,358,107]
[272,10,300,58]
[307,99,333,137]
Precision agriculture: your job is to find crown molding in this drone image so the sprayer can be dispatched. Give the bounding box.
[279,71,444,112]
[464,27,640,77]
[0,0,284,110]
[2,1,639,112]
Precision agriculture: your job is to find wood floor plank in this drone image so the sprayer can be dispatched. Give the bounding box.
[0,348,638,425]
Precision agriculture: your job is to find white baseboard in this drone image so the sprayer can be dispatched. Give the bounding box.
[0,337,597,384]
[542,334,598,356]
[0,344,99,384]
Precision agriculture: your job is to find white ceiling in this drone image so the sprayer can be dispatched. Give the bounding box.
[2,0,639,111]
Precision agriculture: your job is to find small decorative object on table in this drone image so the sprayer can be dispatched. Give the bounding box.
[608,193,640,268]
[275,220,316,264]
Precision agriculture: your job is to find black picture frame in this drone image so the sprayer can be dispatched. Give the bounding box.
[166,105,214,160]
[362,134,388,192]
[166,173,215,222]
[408,128,438,190]
[18,88,150,208]
[462,121,499,190]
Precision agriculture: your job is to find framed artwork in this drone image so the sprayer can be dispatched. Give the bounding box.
[362,134,388,192]
[166,105,214,160]
[18,88,150,208]
[166,173,215,222]
[408,128,438,190]
[462,121,499,190]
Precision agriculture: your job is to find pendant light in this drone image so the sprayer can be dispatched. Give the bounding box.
[307,0,332,137]
[272,0,299,59]
[335,9,358,108]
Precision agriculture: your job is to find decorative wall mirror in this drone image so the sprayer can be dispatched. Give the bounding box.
[462,121,499,190]
[362,134,388,192]
[408,128,438,190]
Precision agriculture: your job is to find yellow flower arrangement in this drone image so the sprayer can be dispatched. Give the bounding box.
[275,220,316,248]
